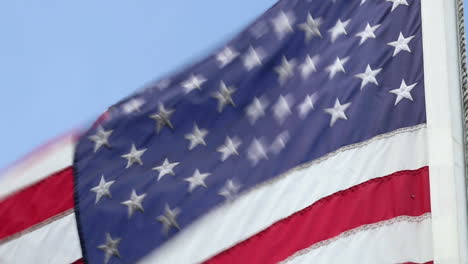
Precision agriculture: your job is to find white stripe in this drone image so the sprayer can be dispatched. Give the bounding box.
[0,213,82,264]
[139,126,428,264]
[282,215,433,264]
[0,134,75,199]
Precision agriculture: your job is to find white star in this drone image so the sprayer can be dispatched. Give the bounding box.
[356,23,380,45]
[121,190,146,218]
[355,64,382,89]
[274,56,296,84]
[326,57,349,79]
[299,55,318,79]
[185,169,211,192]
[216,47,239,68]
[247,138,268,166]
[250,21,269,38]
[212,81,236,112]
[388,32,415,57]
[328,19,350,43]
[217,136,242,161]
[273,94,294,124]
[299,13,322,41]
[297,93,318,119]
[182,74,207,94]
[98,233,121,264]
[218,179,241,202]
[246,96,269,125]
[272,10,295,39]
[88,126,113,152]
[121,143,147,168]
[156,204,181,234]
[324,99,352,127]
[90,175,115,204]
[149,104,175,133]
[243,46,264,71]
[387,0,409,11]
[360,0,368,5]
[390,80,417,105]
[152,158,180,181]
[270,131,290,154]
[122,98,145,114]
[156,79,171,90]
[185,123,208,150]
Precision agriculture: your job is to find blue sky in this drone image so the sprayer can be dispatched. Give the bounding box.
[0,0,276,169]
[0,1,465,169]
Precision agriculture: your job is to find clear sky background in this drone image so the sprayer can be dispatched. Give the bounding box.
[0,0,464,170]
[0,0,276,169]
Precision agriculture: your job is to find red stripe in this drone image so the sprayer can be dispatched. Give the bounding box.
[71,259,85,264]
[0,167,74,241]
[205,167,430,264]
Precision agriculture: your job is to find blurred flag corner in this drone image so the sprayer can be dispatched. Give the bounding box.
[2,0,468,263]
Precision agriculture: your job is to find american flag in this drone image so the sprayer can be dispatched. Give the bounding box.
[0,0,434,263]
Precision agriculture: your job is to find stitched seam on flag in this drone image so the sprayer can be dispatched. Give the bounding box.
[279,213,432,264]
[234,124,426,202]
[0,208,74,245]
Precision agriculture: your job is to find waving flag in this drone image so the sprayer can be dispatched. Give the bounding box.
[0,0,439,263]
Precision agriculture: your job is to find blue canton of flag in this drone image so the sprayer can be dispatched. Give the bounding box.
[74,0,425,263]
